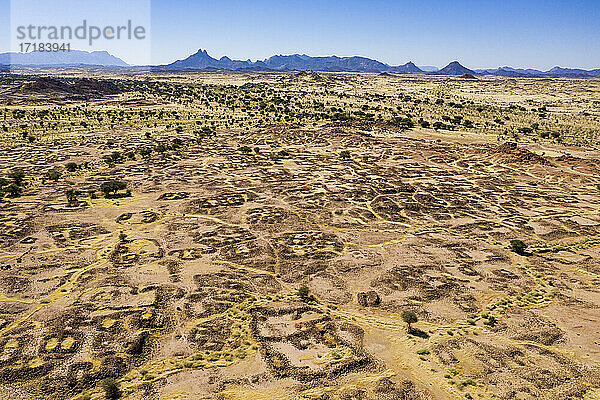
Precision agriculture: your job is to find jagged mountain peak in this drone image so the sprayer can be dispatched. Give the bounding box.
[158,50,600,77]
[164,49,424,73]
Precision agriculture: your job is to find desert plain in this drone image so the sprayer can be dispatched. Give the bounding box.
[0,71,599,400]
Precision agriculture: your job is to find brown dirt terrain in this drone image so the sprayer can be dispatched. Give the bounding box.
[0,72,599,400]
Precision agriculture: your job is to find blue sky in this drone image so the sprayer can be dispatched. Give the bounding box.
[1,0,599,69]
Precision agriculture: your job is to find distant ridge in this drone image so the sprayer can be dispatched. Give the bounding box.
[545,66,600,78]
[1,47,598,78]
[161,49,425,74]
[157,49,600,77]
[418,65,439,72]
[0,50,128,67]
[436,61,475,75]
[475,65,600,78]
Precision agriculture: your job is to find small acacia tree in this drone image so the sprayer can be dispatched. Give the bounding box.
[401,310,418,332]
[298,285,309,300]
[65,162,78,172]
[47,170,61,182]
[8,170,25,186]
[5,183,22,198]
[509,240,527,256]
[297,285,316,303]
[65,189,81,205]
[104,151,122,165]
[101,378,121,399]
[100,180,127,198]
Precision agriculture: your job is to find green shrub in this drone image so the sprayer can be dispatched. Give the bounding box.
[5,183,22,197]
[509,240,527,255]
[47,170,61,181]
[340,150,351,160]
[8,170,25,186]
[401,310,418,330]
[101,378,121,399]
[100,180,127,197]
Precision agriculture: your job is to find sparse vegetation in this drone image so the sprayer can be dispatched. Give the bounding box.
[101,378,121,399]
[65,162,78,172]
[0,71,598,400]
[297,285,316,303]
[100,180,128,198]
[402,310,418,331]
[510,239,528,255]
[65,189,81,206]
[47,170,61,181]
[8,170,25,186]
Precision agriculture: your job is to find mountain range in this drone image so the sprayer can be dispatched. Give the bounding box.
[163,49,423,73]
[474,65,600,78]
[0,50,128,67]
[2,48,600,78]
[161,51,600,77]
